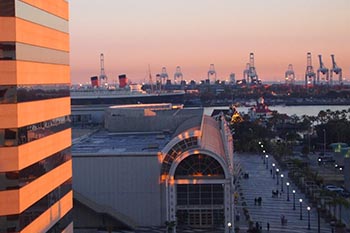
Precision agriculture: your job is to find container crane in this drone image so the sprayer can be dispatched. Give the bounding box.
[174,66,183,83]
[317,55,329,84]
[285,64,295,85]
[305,52,316,87]
[248,53,259,84]
[330,54,342,84]
[207,64,217,83]
[148,64,154,93]
[99,53,108,87]
[160,67,169,85]
[243,63,250,83]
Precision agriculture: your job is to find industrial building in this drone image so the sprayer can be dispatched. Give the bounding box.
[0,0,72,232]
[72,104,234,232]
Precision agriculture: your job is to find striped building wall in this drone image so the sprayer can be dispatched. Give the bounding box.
[0,0,72,232]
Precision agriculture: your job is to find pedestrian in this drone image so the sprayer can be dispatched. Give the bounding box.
[270,168,272,175]
[254,197,257,205]
[236,211,240,221]
[258,197,262,205]
[267,222,270,231]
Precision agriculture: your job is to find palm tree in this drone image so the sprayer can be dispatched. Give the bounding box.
[334,196,350,225]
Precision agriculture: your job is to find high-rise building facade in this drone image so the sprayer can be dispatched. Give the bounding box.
[0,1,72,232]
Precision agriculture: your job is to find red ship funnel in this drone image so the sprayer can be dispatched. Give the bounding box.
[91,76,99,87]
[119,74,128,88]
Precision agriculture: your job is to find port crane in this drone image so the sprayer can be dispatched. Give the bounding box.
[248,53,259,84]
[207,64,217,83]
[160,67,169,85]
[330,54,342,84]
[99,53,108,87]
[174,66,183,83]
[304,52,316,87]
[317,55,329,84]
[285,64,295,85]
[148,64,154,92]
[243,63,250,84]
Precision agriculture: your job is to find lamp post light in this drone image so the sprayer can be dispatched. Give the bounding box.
[272,163,275,179]
[293,190,296,210]
[323,129,326,156]
[265,155,269,169]
[307,206,311,230]
[299,199,303,220]
[286,182,290,201]
[276,169,280,185]
[317,205,321,233]
[280,174,284,191]
[227,222,232,233]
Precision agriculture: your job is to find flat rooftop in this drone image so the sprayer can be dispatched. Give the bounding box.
[72,129,172,155]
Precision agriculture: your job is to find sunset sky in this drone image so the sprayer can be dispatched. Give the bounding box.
[70,0,350,84]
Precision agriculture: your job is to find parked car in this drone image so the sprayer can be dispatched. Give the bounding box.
[324,185,344,193]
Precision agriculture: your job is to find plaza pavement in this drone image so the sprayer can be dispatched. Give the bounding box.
[234,153,335,233]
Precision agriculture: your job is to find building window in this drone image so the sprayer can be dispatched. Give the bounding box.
[0,115,71,147]
[0,43,15,60]
[176,184,225,227]
[0,179,72,232]
[0,0,15,16]
[0,147,71,191]
[161,137,198,176]
[174,154,225,179]
[0,84,70,104]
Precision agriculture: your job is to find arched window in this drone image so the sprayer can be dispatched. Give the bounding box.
[174,154,224,179]
[161,136,198,176]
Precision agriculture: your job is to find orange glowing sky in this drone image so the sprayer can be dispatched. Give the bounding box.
[70,0,350,84]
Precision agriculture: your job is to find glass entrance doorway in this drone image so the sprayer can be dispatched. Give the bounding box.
[176,184,224,227]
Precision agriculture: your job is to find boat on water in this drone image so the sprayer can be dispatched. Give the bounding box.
[70,82,185,106]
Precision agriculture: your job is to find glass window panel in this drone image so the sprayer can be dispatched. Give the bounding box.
[0,179,72,232]
[0,147,71,191]
[0,115,71,147]
[0,43,16,60]
[0,0,15,16]
[0,84,70,104]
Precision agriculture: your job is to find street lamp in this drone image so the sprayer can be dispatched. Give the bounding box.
[317,205,321,233]
[286,182,290,201]
[299,199,303,220]
[272,163,275,179]
[276,169,280,185]
[280,174,284,191]
[265,155,269,169]
[227,222,232,233]
[307,206,311,230]
[292,190,296,210]
[323,129,326,156]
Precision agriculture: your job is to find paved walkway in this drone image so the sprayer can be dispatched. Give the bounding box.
[235,153,334,233]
